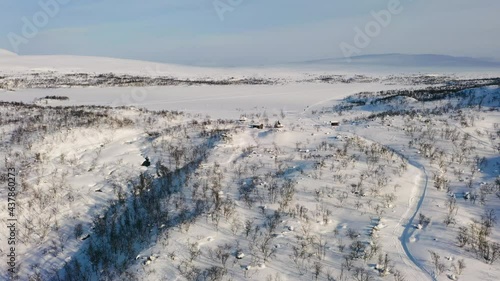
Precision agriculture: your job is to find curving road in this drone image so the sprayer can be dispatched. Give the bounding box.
[399,161,435,281]
[355,133,435,281]
[303,106,435,280]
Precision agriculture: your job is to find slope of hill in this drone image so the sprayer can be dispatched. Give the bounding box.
[0,54,499,281]
[0,48,18,57]
[2,53,500,92]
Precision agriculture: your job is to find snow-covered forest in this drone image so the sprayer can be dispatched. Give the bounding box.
[0,56,499,281]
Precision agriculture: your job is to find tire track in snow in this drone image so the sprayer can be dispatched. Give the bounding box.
[357,134,434,280]
[297,90,438,280]
[305,113,435,280]
[399,162,435,281]
[390,171,420,269]
[355,130,435,281]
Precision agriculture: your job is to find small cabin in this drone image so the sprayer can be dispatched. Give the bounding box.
[331,121,340,127]
[251,124,264,129]
[141,157,151,167]
[274,121,284,129]
[464,192,470,200]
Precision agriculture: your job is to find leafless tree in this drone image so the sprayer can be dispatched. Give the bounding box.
[352,267,373,281]
[393,270,406,281]
[428,251,445,276]
[444,197,458,226]
[312,261,323,280]
[452,259,466,275]
[481,209,497,235]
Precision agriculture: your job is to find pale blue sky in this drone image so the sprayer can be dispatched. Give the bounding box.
[1,0,499,66]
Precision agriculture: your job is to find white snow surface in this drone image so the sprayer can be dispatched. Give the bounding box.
[0,54,499,281]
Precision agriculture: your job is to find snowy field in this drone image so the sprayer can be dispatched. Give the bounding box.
[0,55,499,281]
[0,83,423,120]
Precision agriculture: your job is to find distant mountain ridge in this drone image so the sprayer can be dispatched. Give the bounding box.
[2,51,500,79]
[298,54,500,68]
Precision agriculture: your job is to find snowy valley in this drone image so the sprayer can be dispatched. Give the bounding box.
[0,55,499,281]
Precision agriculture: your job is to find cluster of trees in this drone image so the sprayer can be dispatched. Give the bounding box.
[37,95,70,101]
[0,72,277,90]
[456,209,499,264]
[3,76,498,280]
[161,82,499,280]
[428,250,466,277]
[59,124,232,280]
[161,111,414,280]
[0,102,211,280]
[369,78,500,103]
[318,81,500,280]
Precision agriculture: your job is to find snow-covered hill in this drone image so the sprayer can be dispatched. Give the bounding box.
[2,52,500,90]
[0,54,499,281]
[0,49,18,57]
